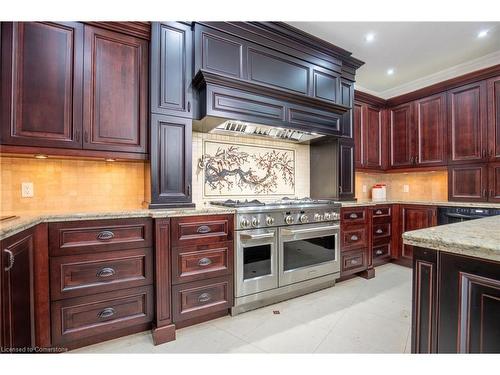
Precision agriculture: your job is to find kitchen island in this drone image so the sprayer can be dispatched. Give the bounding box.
[403,216,500,353]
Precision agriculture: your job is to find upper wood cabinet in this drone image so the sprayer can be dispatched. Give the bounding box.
[414,93,447,166]
[354,101,384,170]
[151,22,193,118]
[390,102,414,168]
[488,76,500,161]
[353,102,363,168]
[1,22,83,149]
[447,81,488,164]
[82,25,148,153]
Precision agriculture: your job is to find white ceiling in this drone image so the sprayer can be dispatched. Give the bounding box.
[288,22,500,98]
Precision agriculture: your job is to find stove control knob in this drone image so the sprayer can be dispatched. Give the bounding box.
[240,218,251,228]
[332,212,340,220]
[265,216,275,226]
[299,214,309,223]
[251,217,260,227]
[285,215,294,225]
[314,213,321,221]
[324,212,332,220]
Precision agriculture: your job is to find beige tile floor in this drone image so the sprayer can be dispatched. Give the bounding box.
[73,263,412,354]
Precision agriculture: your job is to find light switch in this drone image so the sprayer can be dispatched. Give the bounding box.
[22,182,34,197]
[403,184,410,193]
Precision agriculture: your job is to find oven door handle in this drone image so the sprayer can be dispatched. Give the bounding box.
[444,213,477,220]
[240,232,275,240]
[281,225,339,236]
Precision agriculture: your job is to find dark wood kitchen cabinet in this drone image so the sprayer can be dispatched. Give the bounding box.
[1,225,50,351]
[448,164,489,202]
[354,101,384,170]
[397,205,437,266]
[82,25,148,153]
[448,81,488,164]
[488,76,500,161]
[149,115,194,208]
[489,162,500,202]
[412,247,500,353]
[389,102,414,168]
[338,139,355,200]
[1,22,83,149]
[150,22,193,118]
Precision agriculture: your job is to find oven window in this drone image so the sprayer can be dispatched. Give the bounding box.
[283,235,336,271]
[243,244,272,280]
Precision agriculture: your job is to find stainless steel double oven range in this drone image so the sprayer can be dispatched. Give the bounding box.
[211,198,341,315]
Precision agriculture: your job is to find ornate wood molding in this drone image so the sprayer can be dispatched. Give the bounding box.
[84,22,151,40]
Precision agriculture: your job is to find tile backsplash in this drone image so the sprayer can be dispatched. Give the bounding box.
[1,156,146,214]
[192,132,310,207]
[355,170,448,201]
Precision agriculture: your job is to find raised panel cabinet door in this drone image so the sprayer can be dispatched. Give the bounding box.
[488,163,500,202]
[488,76,500,161]
[400,205,436,260]
[448,81,488,163]
[340,78,354,138]
[338,140,355,200]
[364,105,383,169]
[389,102,414,167]
[0,22,83,148]
[150,115,193,207]
[1,231,35,349]
[448,164,488,202]
[415,93,447,166]
[151,22,193,118]
[353,102,363,168]
[83,25,148,153]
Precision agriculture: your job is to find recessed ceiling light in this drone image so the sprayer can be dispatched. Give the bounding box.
[477,29,489,38]
[365,33,375,42]
[387,68,395,75]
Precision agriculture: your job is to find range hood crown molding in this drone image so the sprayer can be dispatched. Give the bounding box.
[192,69,351,114]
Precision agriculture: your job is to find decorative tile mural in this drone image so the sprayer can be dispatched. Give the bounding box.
[200,140,296,196]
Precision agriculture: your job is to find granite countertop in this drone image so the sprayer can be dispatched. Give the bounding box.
[402,215,500,262]
[341,199,500,209]
[0,206,236,241]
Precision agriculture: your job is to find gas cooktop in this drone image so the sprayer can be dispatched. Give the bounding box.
[210,197,339,208]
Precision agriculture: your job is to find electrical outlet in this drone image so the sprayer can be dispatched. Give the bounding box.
[403,184,410,193]
[362,185,367,193]
[21,182,34,198]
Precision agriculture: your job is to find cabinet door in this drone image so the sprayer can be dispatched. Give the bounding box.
[415,93,447,166]
[1,231,35,349]
[83,25,148,153]
[448,81,488,163]
[353,102,364,168]
[364,105,383,169]
[389,103,414,168]
[488,76,500,161]
[0,22,83,149]
[150,115,193,207]
[488,163,500,202]
[338,140,355,200]
[340,78,354,138]
[448,164,488,202]
[400,205,436,261]
[151,22,193,118]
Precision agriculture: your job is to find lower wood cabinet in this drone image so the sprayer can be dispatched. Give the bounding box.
[341,248,368,275]
[340,206,371,277]
[412,247,500,353]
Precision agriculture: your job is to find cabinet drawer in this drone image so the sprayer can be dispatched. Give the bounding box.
[341,208,367,224]
[49,218,152,256]
[372,243,391,265]
[51,285,153,346]
[50,248,153,300]
[172,276,233,323]
[373,222,391,239]
[341,225,368,251]
[171,215,234,246]
[372,206,391,217]
[341,249,368,275]
[172,242,233,285]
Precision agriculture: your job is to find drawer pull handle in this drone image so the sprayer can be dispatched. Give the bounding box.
[349,213,358,219]
[351,259,359,265]
[375,210,382,215]
[97,307,116,319]
[3,249,14,271]
[198,293,211,303]
[198,257,212,267]
[376,229,383,234]
[197,225,211,234]
[350,235,359,241]
[376,250,383,255]
[97,267,116,278]
[97,230,115,241]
